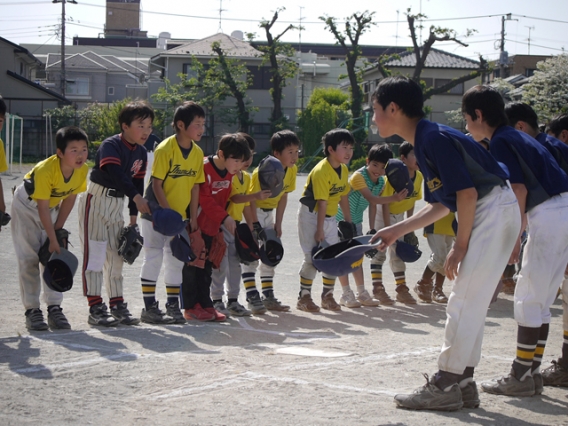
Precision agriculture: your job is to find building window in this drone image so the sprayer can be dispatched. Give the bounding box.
[108,87,115,96]
[182,63,199,80]
[525,68,536,77]
[247,66,271,90]
[434,78,464,95]
[66,77,89,95]
[251,123,271,135]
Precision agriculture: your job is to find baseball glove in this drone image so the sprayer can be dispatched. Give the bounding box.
[365,228,379,258]
[188,229,207,269]
[0,211,10,227]
[208,231,227,269]
[118,225,144,265]
[404,231,419,248]
[38,228,70,266]
[338,220,357,241]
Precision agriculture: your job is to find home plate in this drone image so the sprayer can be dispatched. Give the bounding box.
[274,347,352,357]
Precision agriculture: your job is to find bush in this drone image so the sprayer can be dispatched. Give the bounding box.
[296,155,324,173]
[349,156,366,171]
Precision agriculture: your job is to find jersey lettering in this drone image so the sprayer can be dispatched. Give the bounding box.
[330,183,346,196]
[169,164,198,178]
[427,177,443,193]
[131,159,143,176]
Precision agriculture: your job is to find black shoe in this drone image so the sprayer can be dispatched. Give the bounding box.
[25,308,48,331]
[111,302,140,325]
[47,305,71,329]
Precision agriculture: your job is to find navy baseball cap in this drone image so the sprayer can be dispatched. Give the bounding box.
[170,228,196,263]
[258,155,285,198]
[152,207,186,236]
[312,235,381,277]
[395,240,422,263]
[43,248,78,292]
[258,228,284,267]
[385,159,414,194]
[235,223,261,264]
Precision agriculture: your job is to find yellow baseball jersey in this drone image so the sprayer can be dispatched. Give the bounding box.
[300,158,350,217]
[24,155,88,208]
[227,170,251,221]
[249,164,297,210]
[149,135,205,219]
[424,211,457,236]
[382,170,423,215]
[0,138,7,173]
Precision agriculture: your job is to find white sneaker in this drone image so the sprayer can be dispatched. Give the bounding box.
[339,289,361,308]
[357,289,380,306]
[213,301,231,317]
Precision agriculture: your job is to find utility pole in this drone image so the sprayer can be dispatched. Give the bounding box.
[499,13,514,79]
[53,0,77,97]
[526,26,535,55]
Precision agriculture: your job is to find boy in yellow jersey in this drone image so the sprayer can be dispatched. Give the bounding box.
[414,212,457,303]
[297,128,354,312]
[370,141,423,305]
[11,126,89,330]
[139,101,205,324]
[242,130,300,314]
[0,97,8,231]
[210,134,271,317]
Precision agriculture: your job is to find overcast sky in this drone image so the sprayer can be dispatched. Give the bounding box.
[1,0,567,60]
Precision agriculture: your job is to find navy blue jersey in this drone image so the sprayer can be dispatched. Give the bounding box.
[535,132,568,175]
[90,134,147,215]
[414,119,508,212]
[490,126,568,202]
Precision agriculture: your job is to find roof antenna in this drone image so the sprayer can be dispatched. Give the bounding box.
[218,0,228,33]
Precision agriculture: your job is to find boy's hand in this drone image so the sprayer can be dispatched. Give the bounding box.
[372,226,398,251]
[189,217,198,233]
[223,216,236,234]
[314,228,325,243]
[444,244,467,281]
[134,194,151,215]
[393,188,408,202]
[274,222,282,238]
[49,238,61,255]
[255,190,272,201]
[508,237,522,265]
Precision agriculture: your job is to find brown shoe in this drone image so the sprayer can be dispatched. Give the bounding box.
[501,278,516,295]
[396,284,417,304]
[373,285,395,305]
[297,293,320,313]
[414,279,433,303]
[321,292,341,311]
[432,287,448,304]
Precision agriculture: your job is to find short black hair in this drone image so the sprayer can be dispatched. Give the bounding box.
[0,96,6,116]
[55,126,89,152]
[504,102,539,129]
[270,130,300,154]
[547,114,568,137]
[462,85,508,128]
[398,141,414,158]
[367,144,393,164]
[119,100,154,127]
[173,101,205,132]
[238,132,256,151]
[372,76,426,119]
[322,128,355,157]
[218,133,251,162]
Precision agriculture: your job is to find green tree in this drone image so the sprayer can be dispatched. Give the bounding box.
[152,43,256,135]
[404,9,488,100]
[522,54,568,122]
[80,99,132,142]
[256,8,299,133]
[44,104,78,130]
[297,87,350,157]
[320,11,376,122]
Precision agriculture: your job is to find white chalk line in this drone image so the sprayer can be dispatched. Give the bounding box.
[148,371,397,400]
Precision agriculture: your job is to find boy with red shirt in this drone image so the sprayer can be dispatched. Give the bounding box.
[181,133,251,321]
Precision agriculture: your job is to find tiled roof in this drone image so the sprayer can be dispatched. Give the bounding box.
[385,47,480,69]
[165,32,262,58]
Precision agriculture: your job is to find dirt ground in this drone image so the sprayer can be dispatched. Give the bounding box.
[0,170,567,426]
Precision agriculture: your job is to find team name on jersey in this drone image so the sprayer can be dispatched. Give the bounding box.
[131,159,143,176]
[330,183,347,196]
[212,180,231,190]
[169,164,198,178]
[283,183,291,192]
[51,188,77,198]
[426,177,443,193]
